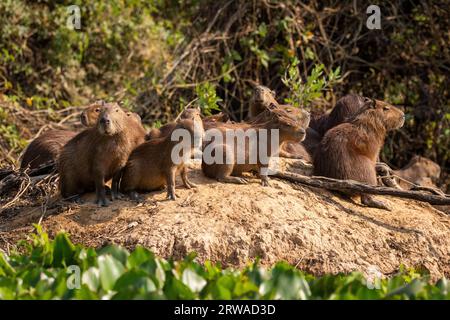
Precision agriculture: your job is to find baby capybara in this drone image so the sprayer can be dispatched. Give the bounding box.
[146,107,203,141]
[314,98,405,210]
[58,102,146,206]
[202,104,310,186]
[120,118,203,201]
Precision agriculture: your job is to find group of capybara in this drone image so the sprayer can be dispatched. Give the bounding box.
[19,85,442,210]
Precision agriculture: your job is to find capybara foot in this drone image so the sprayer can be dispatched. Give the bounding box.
[111,191,124,201]
[95,197,110,207]
[129,191,144,202]
[64,195,84,204]
[184,181,197,189]
[167,192,177,201]
[361,195,391,211]
[260,178,270,187]
[217,176,248,184]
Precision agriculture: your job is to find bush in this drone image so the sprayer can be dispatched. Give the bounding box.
[0,227,448,300]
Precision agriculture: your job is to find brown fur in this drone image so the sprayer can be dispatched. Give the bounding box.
[394,156,441,189]
[314,98,405,210]
[120,119,202,200]
[20,130,78,171]
[202,105,310,185]
[248,85,277,119]
[248,85,314,161]
[146,108,203,140]
[80,100,106,127]
[58,103,146,206]
[310,94,368,136]
[20,101,109,172]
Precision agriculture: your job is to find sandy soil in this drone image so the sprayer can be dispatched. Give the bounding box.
[0,159,449,280]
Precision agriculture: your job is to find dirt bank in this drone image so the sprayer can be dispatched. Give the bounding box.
[0,159,449,280]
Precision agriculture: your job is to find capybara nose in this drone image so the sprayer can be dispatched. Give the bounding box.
[100,117,110,125]
[298,128,306,135]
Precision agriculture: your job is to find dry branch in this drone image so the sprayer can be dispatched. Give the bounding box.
[273,171,450,207]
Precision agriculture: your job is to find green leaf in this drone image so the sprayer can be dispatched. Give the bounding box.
[127,246,154,269]
[0,252,15,276]
[82,267,100,292]
[98,245,129,265]
[52,233,76,268]
[97,255,125,291]
[182,268,207,293]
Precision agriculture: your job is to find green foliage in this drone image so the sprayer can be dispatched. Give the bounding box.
[0,105,27,153]
[282,58,341,108]
[0,229,448,300]
[195,82,222,116]
[0,0,177,107]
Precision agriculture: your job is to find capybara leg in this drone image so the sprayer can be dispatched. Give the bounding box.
[361,194,391,211]
[111,171,124,200]
[259,166,270,187]
[217,175,248,184]
[62,194,84,204]
[94,176,109,207]
[166,168,177,200]
[181,167,196,189]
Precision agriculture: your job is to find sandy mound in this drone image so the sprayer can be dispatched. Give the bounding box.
[0,159,449,280]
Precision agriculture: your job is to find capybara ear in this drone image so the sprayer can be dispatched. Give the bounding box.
[267,103,277,110]
[363,97,376,108]
[271,89,276,97]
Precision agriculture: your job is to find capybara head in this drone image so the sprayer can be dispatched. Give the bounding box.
[97,103,128,135]
[127,111,142,124]
[80,100,106,127]
[172,118,204,152]
[180,107,204,138]
[261,105,307,142]
[180,107,202,121]
[323,94,367,132]
[252,85,277,105]
[351,98,405,132]
[280,105,311,131]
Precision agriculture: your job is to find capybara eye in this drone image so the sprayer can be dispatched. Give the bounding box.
[383,106,390,111]
[95,108,100,112]
[116,109,119,112]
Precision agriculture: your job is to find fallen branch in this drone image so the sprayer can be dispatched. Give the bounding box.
[273,171,450,207]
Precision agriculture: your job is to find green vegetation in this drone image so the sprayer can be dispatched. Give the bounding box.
[0,228,448,300]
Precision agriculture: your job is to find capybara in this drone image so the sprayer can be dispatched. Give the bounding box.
[248,85,314,161]
[202,104,310,186]
[58,102,146,206]
[120,119,202,200]
[146,107,203,140]
[80,100,106,127]
[310,94,369,136]
[394,156,441,190]
[20,100,108,173]
[314,98,405,210]
[20,130,78,172]
[248,85,277,119]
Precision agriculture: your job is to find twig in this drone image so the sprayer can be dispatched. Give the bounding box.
[273,171,450,207]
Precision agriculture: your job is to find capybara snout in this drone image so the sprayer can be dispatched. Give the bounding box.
[97,103,127,136]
